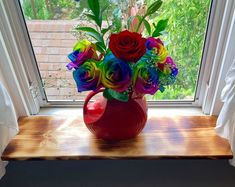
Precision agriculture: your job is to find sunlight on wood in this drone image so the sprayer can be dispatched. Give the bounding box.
[1,115,232,160]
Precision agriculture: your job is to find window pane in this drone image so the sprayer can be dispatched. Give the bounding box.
[147,0,211,100]
[19,0,211,102]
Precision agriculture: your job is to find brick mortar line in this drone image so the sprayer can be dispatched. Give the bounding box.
[34,53,72,55]
[33,46,74,47]
[33,46,74,49]
[28,31,76,33]
[33,46,74,48]
[31,38,76,40]
[30,36,76,38]
[35,54,70,56]
[37,62,71,64]
[28,31,74,33]
[37,61,70,62]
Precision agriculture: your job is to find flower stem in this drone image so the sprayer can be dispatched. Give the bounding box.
[135,14,147,33]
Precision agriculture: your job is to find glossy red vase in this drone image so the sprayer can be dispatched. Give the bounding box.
[83,89,148,141]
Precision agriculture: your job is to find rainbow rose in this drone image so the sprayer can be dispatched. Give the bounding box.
[73,60,101,92]
[158,57,178,76]
[158,71,177,87]
[66,39,98,70]
[157,57,178,90]
[146,37,163,50]
[146,37,168,63]
[133,60,159,95]
[65,0,179,103]
[100,53,132,92]
[157,44,168,63]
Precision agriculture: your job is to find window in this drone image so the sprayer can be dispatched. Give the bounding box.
[17,0,212,105]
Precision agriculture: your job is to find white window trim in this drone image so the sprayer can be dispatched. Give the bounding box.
[0,0,234,115]
[196,0,226,106]
[39,107,204,116]
[0,0,42,115]
[200,0,235,115]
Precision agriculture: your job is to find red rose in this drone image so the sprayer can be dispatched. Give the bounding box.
[109,30,146,63]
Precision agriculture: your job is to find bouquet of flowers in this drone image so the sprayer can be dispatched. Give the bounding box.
[67,0,178,102]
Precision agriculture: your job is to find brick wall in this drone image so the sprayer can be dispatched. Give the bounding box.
[27,20,87,100]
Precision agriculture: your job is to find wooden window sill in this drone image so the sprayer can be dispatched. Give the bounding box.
[1,115,233,160]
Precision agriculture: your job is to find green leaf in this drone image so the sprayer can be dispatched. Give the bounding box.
[152,19,168,37]
[111,8,122,32]
[146,0,162,16]
[101,26,112,35]
[75,26,103,42]
[112,18,122,33]
[152,22,156,28]
[88,0,100,17]
[87,0,102,27]
[103,88,113,101]
[108,89,129,102]
[84,13,102,27]
[84,13,96,21]
[103,89,129,102]
[101,4,109,14]
[127,16,134,30]
[127,15,144,32]
[152,32,161,37]
[155,19,168,30]
[135,15,143,23]
[95,42,106,53]
[143,19,151,35]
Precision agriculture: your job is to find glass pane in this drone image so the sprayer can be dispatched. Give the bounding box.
[146,0,211,100]
[19,0,211,101]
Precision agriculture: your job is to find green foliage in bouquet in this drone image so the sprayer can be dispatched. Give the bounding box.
[67,0,178,102]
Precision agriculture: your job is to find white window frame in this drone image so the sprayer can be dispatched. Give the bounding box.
[0,0,234,115]
[200,0,235,115]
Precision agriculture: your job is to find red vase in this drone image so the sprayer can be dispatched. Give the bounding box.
[83,89,148,141]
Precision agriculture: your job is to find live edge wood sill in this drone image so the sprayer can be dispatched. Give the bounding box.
[1,115,233,161]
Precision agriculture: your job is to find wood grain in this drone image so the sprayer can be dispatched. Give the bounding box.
[1,115,233,160]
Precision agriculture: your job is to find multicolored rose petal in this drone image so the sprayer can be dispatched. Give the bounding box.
[133,60,159,95]
[66,39,98,70]
[67,29,178,101]
[100,53,132,92]
[73,60,101,92]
